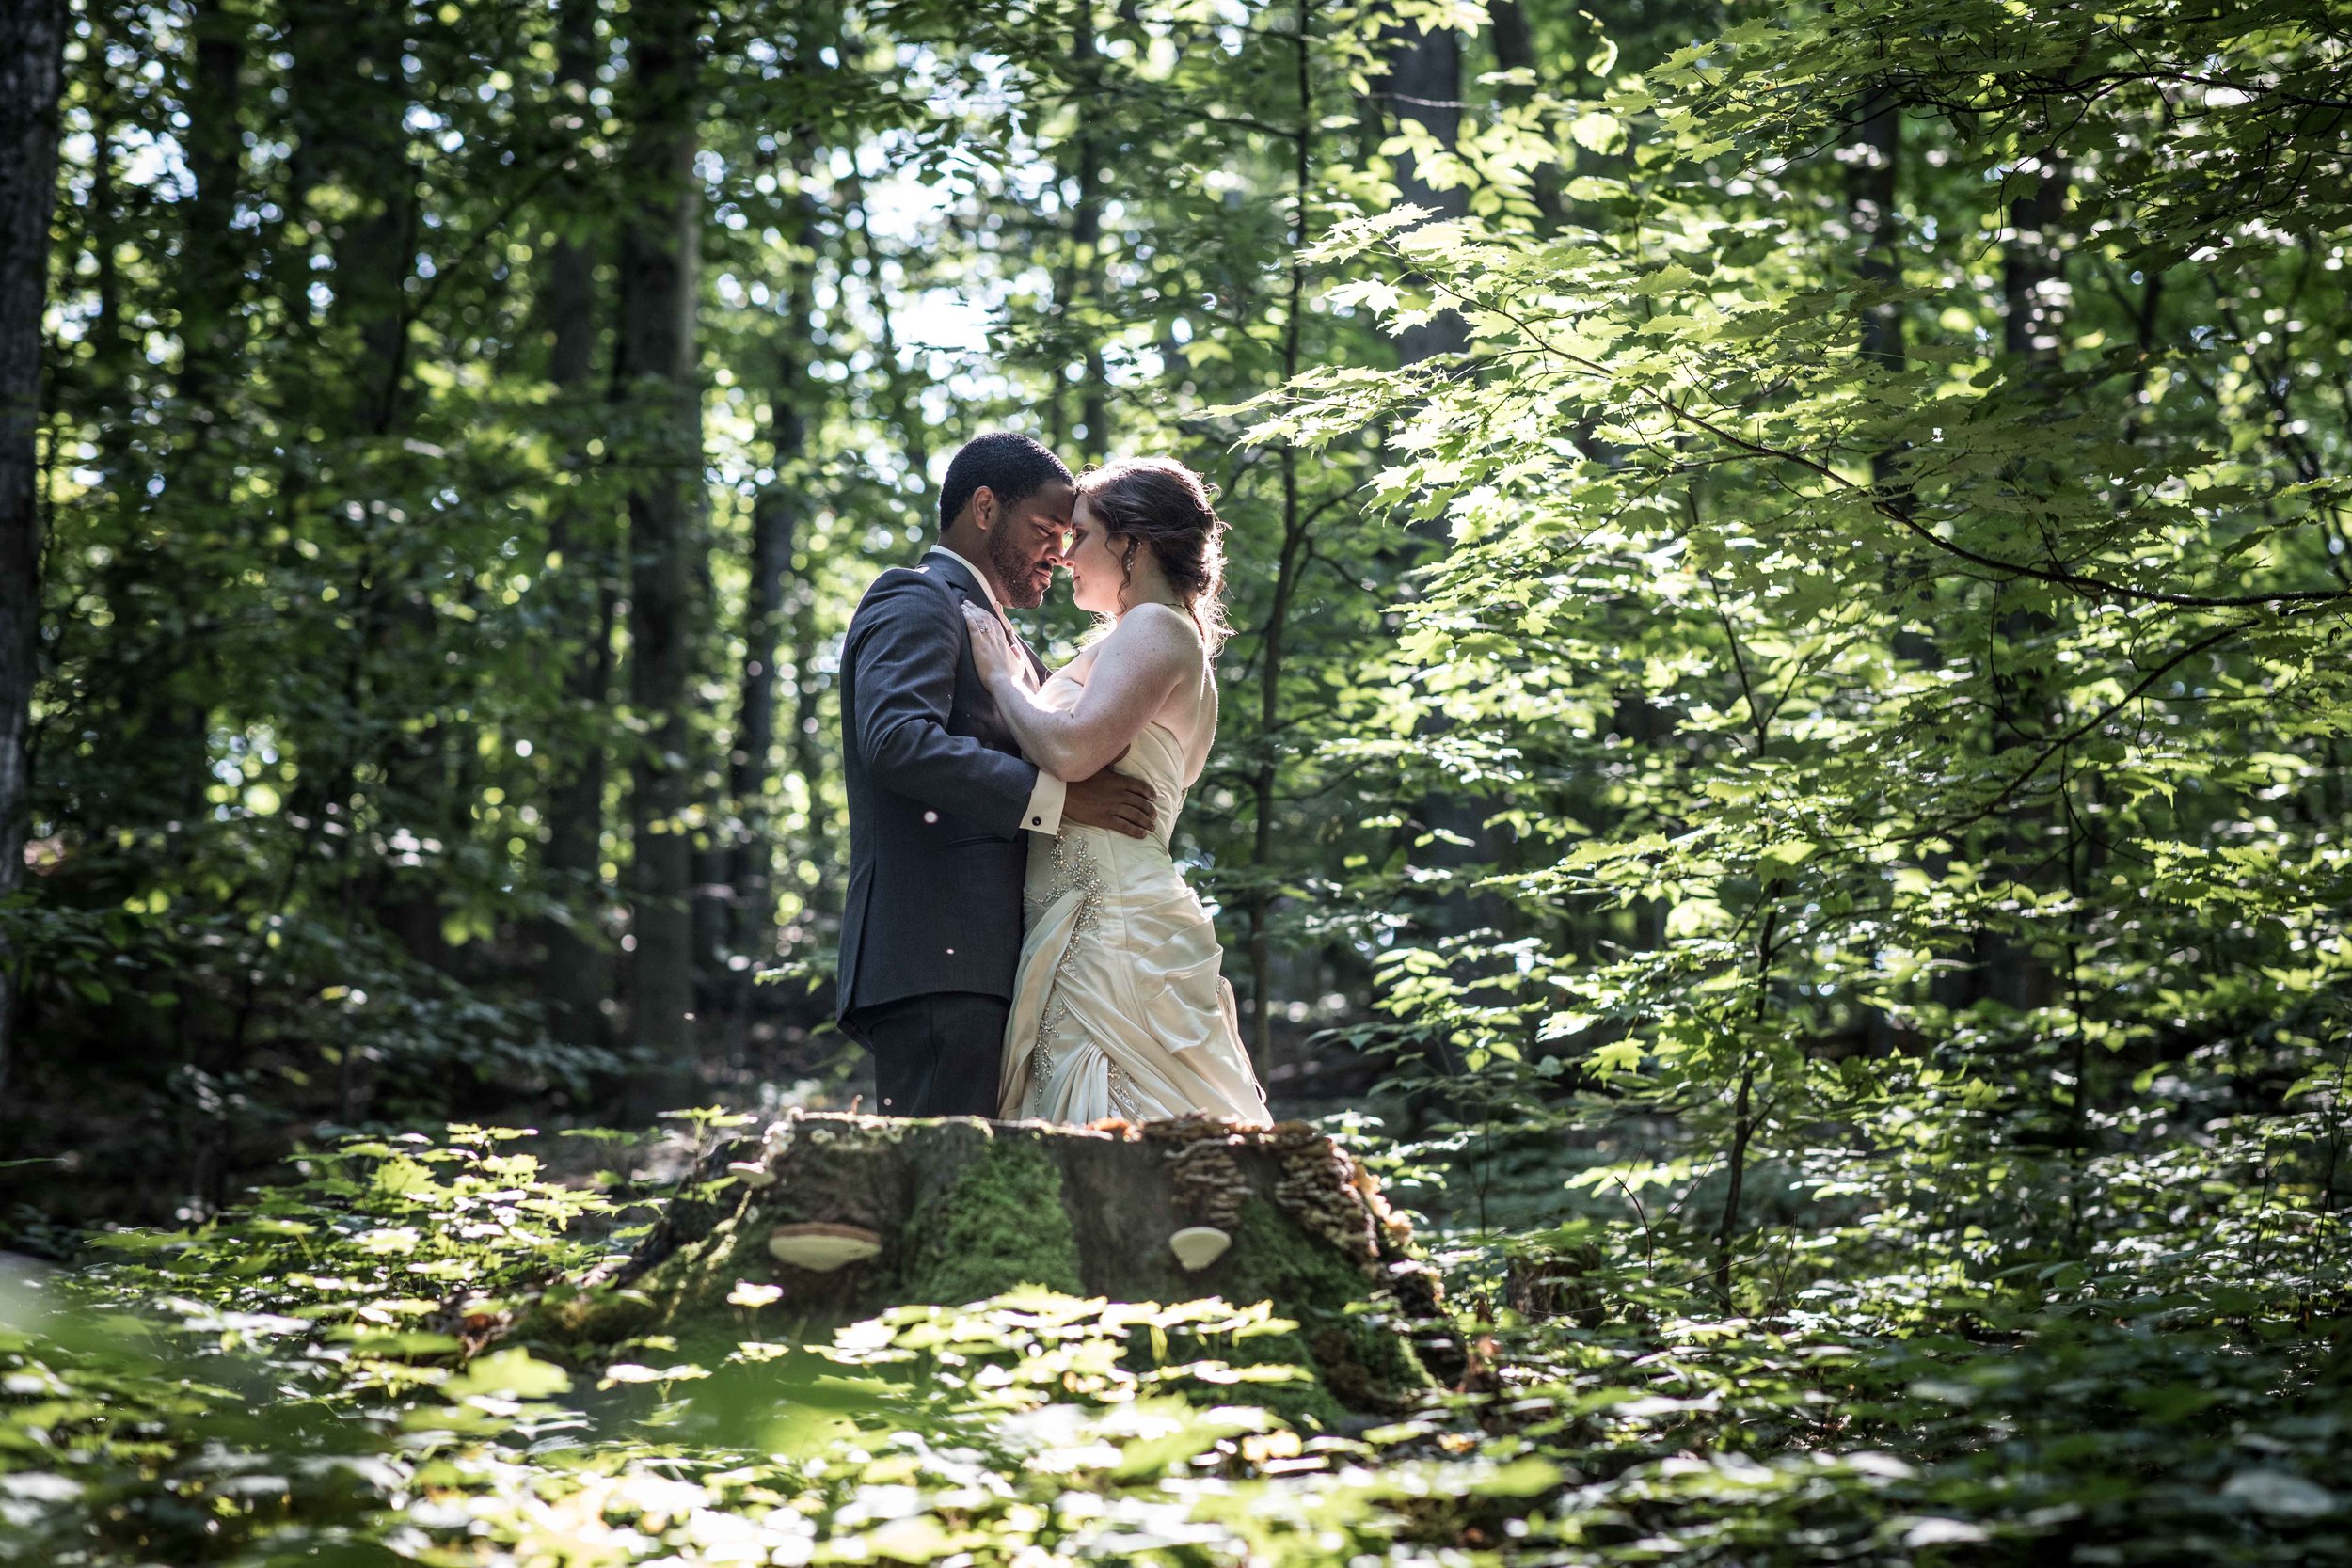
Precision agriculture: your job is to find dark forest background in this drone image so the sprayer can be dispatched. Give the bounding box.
[5,0,1488,1212]
[3,2,2352,1560]
[2,0,2349,1271]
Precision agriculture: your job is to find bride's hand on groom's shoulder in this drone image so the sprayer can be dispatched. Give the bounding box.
[959,601,1016,688]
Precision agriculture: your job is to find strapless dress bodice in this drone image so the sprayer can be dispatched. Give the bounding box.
[1033,663,1195,855]
[1000,648,1266,1127]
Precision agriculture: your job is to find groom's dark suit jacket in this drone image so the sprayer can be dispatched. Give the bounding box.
[835,549,1051,1022]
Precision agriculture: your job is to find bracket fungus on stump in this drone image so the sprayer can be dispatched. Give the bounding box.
[528,1111,1439,1421]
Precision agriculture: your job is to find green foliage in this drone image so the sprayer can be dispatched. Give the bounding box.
[1248,0,2352,1313]
[0,1128,1536,1565]
[8,1116,2350,1564]
[16,0,1425,1200]
[12,0,2352,1558]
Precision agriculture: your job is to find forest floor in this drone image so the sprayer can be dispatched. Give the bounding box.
[3,1097,2348,1567]
[0,1017,1386,1242]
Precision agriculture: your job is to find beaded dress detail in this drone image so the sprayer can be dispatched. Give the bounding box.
[998,637,1270,1125]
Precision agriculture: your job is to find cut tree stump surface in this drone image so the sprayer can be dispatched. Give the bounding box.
[530,1111,1443,1417]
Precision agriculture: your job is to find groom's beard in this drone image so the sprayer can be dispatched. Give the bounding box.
[990,530,1052,609]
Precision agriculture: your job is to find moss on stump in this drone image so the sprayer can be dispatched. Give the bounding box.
[529,1112,1438,1418]
[899,1133,1085,1305]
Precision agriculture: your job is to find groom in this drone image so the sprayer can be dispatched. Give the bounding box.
[835,432,1158,1117]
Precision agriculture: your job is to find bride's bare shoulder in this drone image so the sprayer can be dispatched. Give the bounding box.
[1112,599,1201,646]
[1098,602,1201,684]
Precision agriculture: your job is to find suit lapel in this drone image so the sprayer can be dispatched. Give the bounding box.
[922,547,992,614]
[925,548,1051,683]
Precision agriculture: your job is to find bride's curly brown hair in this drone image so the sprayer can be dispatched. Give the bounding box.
[1075,455,1233,654]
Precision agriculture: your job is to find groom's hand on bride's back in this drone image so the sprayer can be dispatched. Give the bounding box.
[1063,763,1156,838]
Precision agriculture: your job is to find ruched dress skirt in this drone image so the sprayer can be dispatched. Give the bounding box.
[996,695,1269,1125]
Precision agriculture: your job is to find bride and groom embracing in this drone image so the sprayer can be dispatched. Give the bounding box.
[833,431,1271,1127]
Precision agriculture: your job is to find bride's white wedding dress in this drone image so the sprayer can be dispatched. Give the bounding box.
[999,634,1271,1124]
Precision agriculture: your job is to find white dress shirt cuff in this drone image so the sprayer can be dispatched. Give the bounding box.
[1023,770,1066,835]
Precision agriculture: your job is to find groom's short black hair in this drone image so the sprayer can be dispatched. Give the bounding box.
[938,432,1073,533]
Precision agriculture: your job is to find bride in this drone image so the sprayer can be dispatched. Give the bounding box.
[960,456,1271,1125]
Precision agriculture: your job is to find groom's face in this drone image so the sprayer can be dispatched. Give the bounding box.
[987,481,1077,609]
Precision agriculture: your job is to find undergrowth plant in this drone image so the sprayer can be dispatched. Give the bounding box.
[4,1119,2349,1566]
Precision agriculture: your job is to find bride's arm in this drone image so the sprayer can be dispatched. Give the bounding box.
[962,602,1197,782]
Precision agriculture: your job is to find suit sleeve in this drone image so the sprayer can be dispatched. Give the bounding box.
[849,574,1041,841]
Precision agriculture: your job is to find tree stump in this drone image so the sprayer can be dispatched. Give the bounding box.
[530,1111,1442,1419]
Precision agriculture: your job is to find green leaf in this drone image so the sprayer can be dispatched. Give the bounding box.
[441,1349,572,1402]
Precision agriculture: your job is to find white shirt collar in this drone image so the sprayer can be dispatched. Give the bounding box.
[926,544,1004,617]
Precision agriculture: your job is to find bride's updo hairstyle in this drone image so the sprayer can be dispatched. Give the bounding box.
[1075,455,1232,653]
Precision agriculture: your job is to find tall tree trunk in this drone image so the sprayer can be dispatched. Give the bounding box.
[1486,0,1564,230]
[538,0,615,1053]
[2003,158,2067,362]
[847,182,930,499]
[1839,86,1930,1047]
[788,585,831,919]
[691,0,839,1017]
[180,0,246,424]
[541,587,616,1041]
[285,0,419,438]
[616,0,706,1117]
[98,0,239,836]
[283,0,441,990]
[1382,22,1468,365]
[691,597,727,1004]
[1066,15,1109,455]
[82,5,135,483]
[728,249,816,990]
[725,484,793,961]
[0,0,68,1105]
[1384,20,1497,942]
[1846,87,1931,674]
[755,24,838,969]
[1246,0,1315,1080]
[1849,89,1901,377]
[1977,153,2069,1015]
